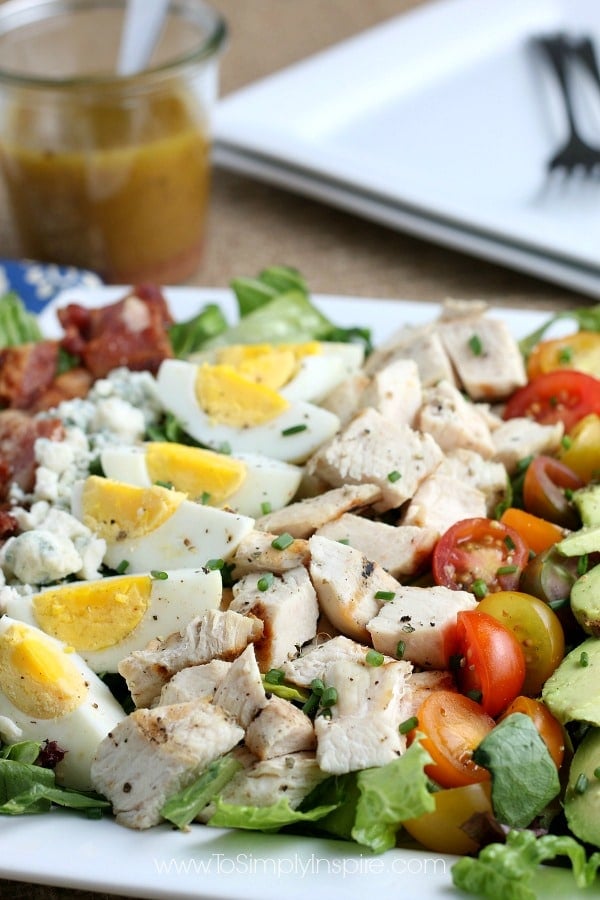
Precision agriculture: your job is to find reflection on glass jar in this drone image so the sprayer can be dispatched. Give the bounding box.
[0,0,226,284]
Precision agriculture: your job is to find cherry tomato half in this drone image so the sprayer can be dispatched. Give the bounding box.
[558,413,600,483]
[522,455,584,529]
[432,517,529,597]
[455,609,526,716]
[499,697,565,769]
[527,331,600,380]
[477,591,565,697]
[503,370,600,432]
[499,507,565,556]
[415,690,494,789]
[402,782,493,855]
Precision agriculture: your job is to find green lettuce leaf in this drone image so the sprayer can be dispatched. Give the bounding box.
[518,305,600,360]
[0,740,42,764]
[452,829,600,900]
[168,303,228,357]
[232,266,308,317]
[0,292,42,346]
[0,757,109,816]
[160,754,242,829]
[473,713,560,828]
[208,795,338,831]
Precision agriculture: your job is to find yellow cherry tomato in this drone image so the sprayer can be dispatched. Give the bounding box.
[402,782,492,855]
[527,331,600,380]
[558,413,600,483]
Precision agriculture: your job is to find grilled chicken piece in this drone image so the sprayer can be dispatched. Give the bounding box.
[437,316,527,400]
[91,700,243,829]
[321,372,369,425]
[367,585,477,669]
[229,566,319,671]
[119,609,263,708]
[255,483,383,539]
[401,472,487,535]
[492,418,564,474]
[245,696,316,760]
[231,530,310,576]
[417,380,495,458]
[315,514,436,579]
[213,644,267,728]
[315,656,413,774]
[364,324,456,387]
[439,449,508,516]
[308,535,401,643]
[307,407,443,512]
[281,635,384,686]
[402,670,458,718]
[360,358,422,427]
[198,752,326,822]
[157,659,231,706]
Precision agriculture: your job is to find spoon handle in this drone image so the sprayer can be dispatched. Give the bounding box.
[117,0,170,76]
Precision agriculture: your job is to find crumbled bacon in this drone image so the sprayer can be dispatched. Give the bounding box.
[58,283,174,378]
[30,366,94,413]
[0,410,63,500]
[0,341,59,410]
[36,740,67,770]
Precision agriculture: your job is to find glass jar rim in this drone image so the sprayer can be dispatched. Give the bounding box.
[0,0,227,88]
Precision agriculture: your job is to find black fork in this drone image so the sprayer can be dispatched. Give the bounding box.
[536,34,600,174]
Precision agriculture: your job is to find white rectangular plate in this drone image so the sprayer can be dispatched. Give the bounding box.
[2,287,597,900]
[214,0,600,294]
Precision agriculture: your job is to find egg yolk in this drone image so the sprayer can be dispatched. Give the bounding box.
[0,622,87,719]
[214,342,322,391]
[195,363,290,427]
[32,575,152,652]
[145,442,247,504]
[81,476,185,541]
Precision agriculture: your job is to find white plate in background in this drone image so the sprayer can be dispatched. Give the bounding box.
[214,0,600,296]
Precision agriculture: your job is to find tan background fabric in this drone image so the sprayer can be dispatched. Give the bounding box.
[0,1,588,898]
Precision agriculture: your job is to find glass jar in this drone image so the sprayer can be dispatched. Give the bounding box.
[0,0,226,283]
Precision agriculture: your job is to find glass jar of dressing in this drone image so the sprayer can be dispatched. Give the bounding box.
[0,0,226,284]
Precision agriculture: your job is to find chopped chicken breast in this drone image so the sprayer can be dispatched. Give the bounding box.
[282,635,401,687]
[360,358,422,427]
[91,700,244,829]
[417,380,495,458]
[158,659,231,706]
[402,670,457,718]
[401,472,487,535]
[213,644,267,728]
[232,530,310,576]
[245,696,316,760]
[439,449,508,516]
[255,483,383,539]
[364,325,456,387]
[492,418,564,474]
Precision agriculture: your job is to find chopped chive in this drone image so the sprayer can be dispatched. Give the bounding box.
[575,773,589,794]
[260,501,272,515]
[516,455,533,473]
[580,651,590,668]
[302,693,320,716]
[271,532,294,551]
[318,706,333,719]
[564,488,574,501]
[504,535,516,551]
[264,668,285,685]
[366,649,384,667]
[466,689,483,703]
[396,640,406,659]
[219,442,232,455]
[578,554,589,576]
[468,334,483,356]
[561,435,572,450]
[558,346,573,364]
[399,716,419,735]
[594,767,600,780]
[387,470,402,483]
[320,686,338,708]
[115,560,129,574]
[155,479,174,490]
[200,491,211,505]
[257,572,274,591]
[375,590,396,601]
[310,678,325,697]
[548,597,569,611]
[150,570,168,580]
[338,538,350,545]
[472,578,488,599]
[282,424,307,436]
[496,565,518,576]
[205,558,224,570]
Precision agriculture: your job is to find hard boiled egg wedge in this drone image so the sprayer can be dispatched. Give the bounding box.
[191,341,365,404]
[100,442,302,518]
[71,476,255,573]
[0,616,126,790]
[4,567,222,673]
[155,359,340,463]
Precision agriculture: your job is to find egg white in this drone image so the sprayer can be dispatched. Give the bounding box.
[0,616,126,791]
[70,478,255,573]
[4,567,222,673]
[100,444,302,518]
[156,359,340,463]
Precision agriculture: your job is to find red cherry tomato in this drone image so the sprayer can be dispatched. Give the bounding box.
[454,610,526,717]
[414,690,494,789]
[503,370,600,432]
[522,455,584,529]
[432,517,529,598]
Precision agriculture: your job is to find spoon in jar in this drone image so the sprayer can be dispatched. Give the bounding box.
[117,0,170,76]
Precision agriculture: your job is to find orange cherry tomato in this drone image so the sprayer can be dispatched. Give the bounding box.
[500,696,565,769]
[402,782,493,855]
[416,690,494,789]
[455,610,526,716]
[527,331,600,380]
[499,507,565,556]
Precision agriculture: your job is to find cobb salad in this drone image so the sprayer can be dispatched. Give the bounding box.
[1,268,600,900]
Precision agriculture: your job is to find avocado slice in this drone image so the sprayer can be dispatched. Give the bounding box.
[542,637,600,725]
[565,726,600,848]
[571,564,600,636]
[574,484,600,528]
[557,526,600,557]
